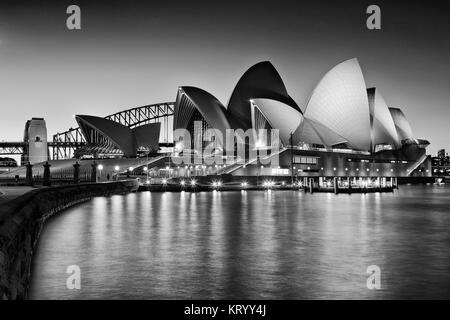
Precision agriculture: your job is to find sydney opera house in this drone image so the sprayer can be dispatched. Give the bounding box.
[74,58,431,180]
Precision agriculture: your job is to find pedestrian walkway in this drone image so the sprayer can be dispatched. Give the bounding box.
[0,186,35,206]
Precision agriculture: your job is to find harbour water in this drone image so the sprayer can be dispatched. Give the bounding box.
[28,184,450,299]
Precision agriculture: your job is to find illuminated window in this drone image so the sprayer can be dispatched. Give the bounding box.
[271,168,289,175]
[293,156,318,165]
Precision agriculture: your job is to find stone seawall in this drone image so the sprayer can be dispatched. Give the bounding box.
[0,180,139,300]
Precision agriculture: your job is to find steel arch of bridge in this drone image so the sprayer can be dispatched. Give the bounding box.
[52,102,175,160]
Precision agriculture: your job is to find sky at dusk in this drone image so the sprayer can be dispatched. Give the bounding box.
[0,0,449,158]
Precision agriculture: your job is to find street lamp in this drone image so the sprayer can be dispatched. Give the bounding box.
[97,164,103,181]
[143,166,149,182]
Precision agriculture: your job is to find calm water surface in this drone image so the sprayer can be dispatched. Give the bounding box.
[29,185,450,299]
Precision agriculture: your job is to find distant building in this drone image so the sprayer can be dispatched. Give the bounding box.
[432,149,450,176]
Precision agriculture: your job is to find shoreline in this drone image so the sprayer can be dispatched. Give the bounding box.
[0,180,139,300]
[137,184,398,193]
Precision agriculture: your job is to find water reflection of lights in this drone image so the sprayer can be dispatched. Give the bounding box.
[212,180,222,188]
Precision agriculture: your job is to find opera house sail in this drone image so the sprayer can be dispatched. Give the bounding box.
[75,115,160,158]
[302,58,371,151]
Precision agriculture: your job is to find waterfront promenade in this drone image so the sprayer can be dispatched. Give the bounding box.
[0,180,139,300]
[0,186,36,206]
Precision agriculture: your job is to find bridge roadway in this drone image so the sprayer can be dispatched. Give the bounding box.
[0,141,173,156]
[0,142,26,155]
[0,141,87,155]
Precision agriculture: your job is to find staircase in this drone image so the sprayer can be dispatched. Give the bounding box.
[222,147,288,174]
[407,154,428,176]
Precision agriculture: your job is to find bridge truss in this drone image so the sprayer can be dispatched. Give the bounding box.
[0,142,26,155]
[52,102,175,160]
